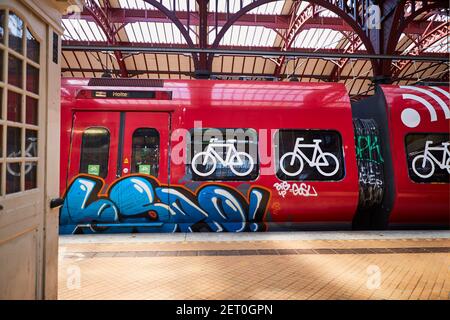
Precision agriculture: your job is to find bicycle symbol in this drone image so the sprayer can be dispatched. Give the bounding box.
[191,139,254,177]
[279,138,340,177]
[7,137,38,177]
[412,140,450,178]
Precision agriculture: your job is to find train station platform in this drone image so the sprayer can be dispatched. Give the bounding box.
[58,231,450,300]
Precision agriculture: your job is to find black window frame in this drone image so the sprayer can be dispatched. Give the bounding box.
[404,132,450,184]
[187,127,260,181]
[275,129,346,182]
[79,127,110,178]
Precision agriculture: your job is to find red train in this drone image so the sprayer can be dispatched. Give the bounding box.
[58,78,449,234]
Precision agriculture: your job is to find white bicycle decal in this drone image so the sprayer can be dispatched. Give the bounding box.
[191,140,254,177]
[7,137,37,177]
[280,138,340,177]
[412,140,450,179]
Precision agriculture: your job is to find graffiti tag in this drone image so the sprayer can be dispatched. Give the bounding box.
[273,181,318,198]
[355,135,384,164]
[359,173,383,187]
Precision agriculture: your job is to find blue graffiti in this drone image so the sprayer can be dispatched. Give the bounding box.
[59,174,271,234]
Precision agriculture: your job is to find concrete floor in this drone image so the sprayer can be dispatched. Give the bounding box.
[58,231,450,300]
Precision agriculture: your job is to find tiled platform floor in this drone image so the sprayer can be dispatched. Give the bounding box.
[58,232,450,300]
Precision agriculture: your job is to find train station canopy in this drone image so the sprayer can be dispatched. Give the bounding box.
[61,0,449,99]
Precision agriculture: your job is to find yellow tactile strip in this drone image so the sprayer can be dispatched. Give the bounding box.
[59,238,450,253]
[62,246,450,259]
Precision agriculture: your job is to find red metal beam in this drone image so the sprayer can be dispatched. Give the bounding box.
[139,0,200,70]
[83,0,128,77]
[63,7,440,34]
[61,39,369,53]
[399,1,448,33]
[392,22,449,77]
[197,0,209,76]
[206,0,377,76]
[329,34,364,82]
[274,3,325,76]
[60,67,448,83]
[62,39,449,56]
[381,0,449,76]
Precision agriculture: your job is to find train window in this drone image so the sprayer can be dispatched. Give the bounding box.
[188,128,259,181]
[131,128,159,176]
[275,130,345,181]
[405,133,449,183]
[79,127,110,178]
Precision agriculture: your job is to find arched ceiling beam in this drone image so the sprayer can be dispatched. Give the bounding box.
[66,7,442,34]
[207,0,376,76]
[381,0,448,76]
[273,2,325,77]
[399,1,449,34]
[392,21,449,78]
[141,0,201,70]
[329,33,364,82]
[84,0,128,77]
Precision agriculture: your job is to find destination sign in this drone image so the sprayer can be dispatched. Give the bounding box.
[92,91,157,99]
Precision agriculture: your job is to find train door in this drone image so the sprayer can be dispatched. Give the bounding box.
[66,111,120,187]
[67,111,170,184]
[121,112,170,184]
[63,111,170,232]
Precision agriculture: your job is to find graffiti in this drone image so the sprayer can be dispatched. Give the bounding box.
[357,164,384,208]
[279,138,339,177]
[359,168,383,188]
[353,119,385,209]
[273,181,318,198]
[191,140,254,177]
[59,174,271,234]
[411,140,450,179]
[400,86,450,128]
[355,135,384,164]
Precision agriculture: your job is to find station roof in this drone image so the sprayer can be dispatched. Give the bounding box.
[61,0,449,100]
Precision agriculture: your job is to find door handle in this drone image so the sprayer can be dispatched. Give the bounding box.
[50,198,64,209]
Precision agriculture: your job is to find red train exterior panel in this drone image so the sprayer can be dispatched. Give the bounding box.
[380,85,450,226]
[60,79,359,233]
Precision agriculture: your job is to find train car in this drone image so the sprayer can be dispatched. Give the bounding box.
[58,78,449,234]
[352,85,450,229]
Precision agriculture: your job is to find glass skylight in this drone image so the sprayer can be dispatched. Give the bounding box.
[319,10,338,17]
[295,2,336,18]
[118,0,197,11]
[209,0,285,14]
[248,1,285,14]
[124,22,197,44]
[423,36,450,53]
[210,26,277,46]
[427,12,449,22]
[292,29,343,49]
[296,1,309,15]
[62,19,107,41]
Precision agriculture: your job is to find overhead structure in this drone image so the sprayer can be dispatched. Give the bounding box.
[61,0,449,99]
